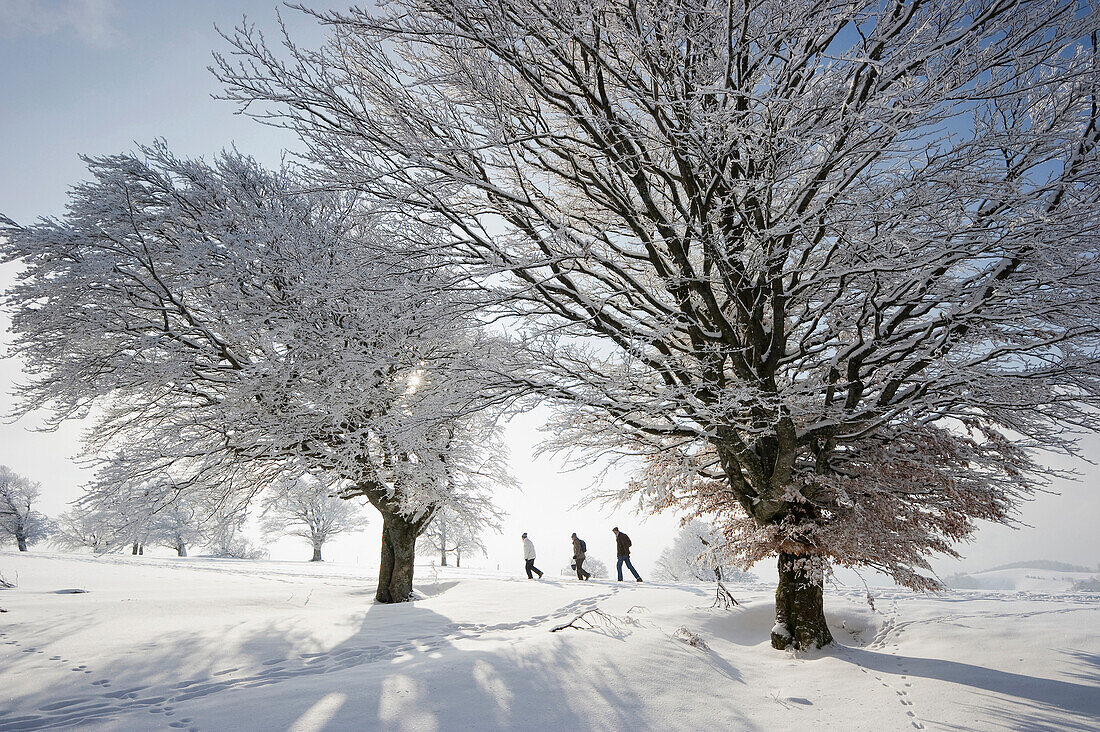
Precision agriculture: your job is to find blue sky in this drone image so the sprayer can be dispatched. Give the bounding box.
[0,0,1096,579]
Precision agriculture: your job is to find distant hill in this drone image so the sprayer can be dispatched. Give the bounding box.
[981,560,1096,574]
[944,560,1099,592]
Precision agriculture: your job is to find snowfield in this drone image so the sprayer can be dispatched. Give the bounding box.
[1,551,1097,731]
[945,566,1100,593]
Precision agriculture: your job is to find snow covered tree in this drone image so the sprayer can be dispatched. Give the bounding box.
[51,480,209,557]
[1,144,513,602]
[0,466,51,551]
[418,503,494,568]
[203,504,268,560]
[653,520,754,584]
[585,557,609,579]
[51,506,121,554]
[261,475,366,561]
[217,0,1100,647]
[148,493,210,558]
[562,556,608,579]
[94,482,163,556]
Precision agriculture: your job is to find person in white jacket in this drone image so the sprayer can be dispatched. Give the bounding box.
[521,533,544,579]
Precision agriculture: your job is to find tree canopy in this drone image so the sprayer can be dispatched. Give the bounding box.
[215,0,1100,647]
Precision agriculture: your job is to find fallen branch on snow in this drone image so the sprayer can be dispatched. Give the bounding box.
[712,580,740,609]
[550,608,637,633]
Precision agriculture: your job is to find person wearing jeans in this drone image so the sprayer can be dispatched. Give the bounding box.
[522,533,543,579]
[613,526,642,582]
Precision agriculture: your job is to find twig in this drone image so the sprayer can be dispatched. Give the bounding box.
[713,580,740,609]
[550,608,633,633]
[673,626,709,649]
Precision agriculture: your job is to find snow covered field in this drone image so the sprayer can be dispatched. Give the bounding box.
[1,551,1097,731]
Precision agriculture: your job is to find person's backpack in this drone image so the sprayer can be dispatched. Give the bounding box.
[578,538,587,553]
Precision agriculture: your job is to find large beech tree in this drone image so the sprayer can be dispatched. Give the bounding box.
[217,0,1100,647]
[1,145,509,602]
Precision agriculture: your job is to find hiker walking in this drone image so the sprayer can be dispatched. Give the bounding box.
[522,533,543,579]
[571,532,592,580]
[613,527,643,582]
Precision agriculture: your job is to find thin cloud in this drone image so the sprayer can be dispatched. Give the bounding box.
[0,0,121,48]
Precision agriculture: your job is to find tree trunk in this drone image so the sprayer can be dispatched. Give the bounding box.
[132,543,139,555]
[771,551,833,650]
[375,509,424,602]
[16,533,27,552]
[440,549,448,567]
[353,482,435,604]
[456,551,461,568]
[176,542,187,557]
[311,542,323,562]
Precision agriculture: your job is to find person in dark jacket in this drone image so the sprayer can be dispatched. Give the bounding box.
[571,532,592,580]
[612,527,642,582]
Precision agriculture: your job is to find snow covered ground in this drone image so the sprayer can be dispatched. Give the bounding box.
[1,551,1097,731]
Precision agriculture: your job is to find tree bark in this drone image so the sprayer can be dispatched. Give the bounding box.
[132,543,139,555]
[375,508,426,602]
[311,542,323,562]
[175,542,187,557]
[440,549,448,567]
[16,533,27,552]
[771,551,833,650]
